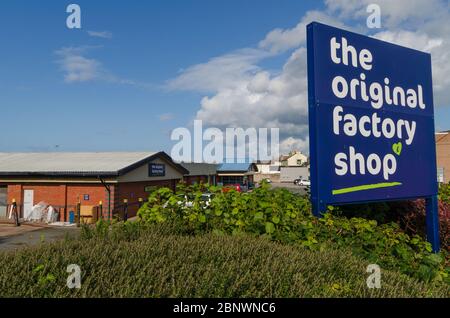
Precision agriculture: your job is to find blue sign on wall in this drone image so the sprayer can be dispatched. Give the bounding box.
[149,163,165,177]
[307,22,440,251]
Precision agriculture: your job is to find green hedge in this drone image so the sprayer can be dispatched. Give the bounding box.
[0,222,448,298]
[138,183,449,284]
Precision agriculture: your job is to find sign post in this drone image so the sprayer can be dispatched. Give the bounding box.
[307,22,440,252]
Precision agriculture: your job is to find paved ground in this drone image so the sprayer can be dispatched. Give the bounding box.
[270,182,309,195]
[0,223,80,252]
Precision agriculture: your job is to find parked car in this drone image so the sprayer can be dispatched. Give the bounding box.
[297,179,311,187]
[294,176,306,185]
[200,193,214,207]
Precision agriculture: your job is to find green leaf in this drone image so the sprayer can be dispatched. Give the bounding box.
[265,222,275,234]
[254,212,264,221]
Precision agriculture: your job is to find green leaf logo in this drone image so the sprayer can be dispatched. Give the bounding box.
[392,142,402,156]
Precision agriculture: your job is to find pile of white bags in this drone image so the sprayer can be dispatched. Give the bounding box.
[25,201,59,223]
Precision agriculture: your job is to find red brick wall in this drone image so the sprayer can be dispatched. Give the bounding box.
[3,179,181,221]
[4,182,116,222]
[115,180,178,217]
[8,184,22,205]
[184,175,209,185]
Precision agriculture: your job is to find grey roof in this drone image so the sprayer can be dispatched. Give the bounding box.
[0,152,160,176]
[180,162,218,176]
[217,162,257,172]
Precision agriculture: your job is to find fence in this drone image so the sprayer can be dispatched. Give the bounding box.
[0,199,146,226]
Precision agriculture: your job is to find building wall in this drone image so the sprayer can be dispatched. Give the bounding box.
[184,175,208,185]
[285,152,308,166]
[118,157,183,182]
[3,178,181,221]
[280,167,310,182]
[254,173,280,183]
[115,179,177,217]
[5,182,115,221]
[183,175,217,186]
[436,133,450,183]
[0,156,186,222]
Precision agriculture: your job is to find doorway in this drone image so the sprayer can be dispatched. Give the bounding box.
[23,189,34,219]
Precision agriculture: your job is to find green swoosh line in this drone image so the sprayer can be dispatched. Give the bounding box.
[332,182,402,195]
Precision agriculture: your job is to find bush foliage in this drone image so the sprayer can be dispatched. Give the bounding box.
[336,184,450,253]
[138,183,449,284]
[0,221,448,298]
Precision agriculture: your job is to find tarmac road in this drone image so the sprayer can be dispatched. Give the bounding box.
[269,182,309,195]
[0,224,80,252]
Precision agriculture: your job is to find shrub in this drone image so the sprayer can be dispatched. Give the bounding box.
[336,198,450,254]
[138,183,449,284]
[389,199,450,254]
[0,223,448,298]
[439,183,450,204]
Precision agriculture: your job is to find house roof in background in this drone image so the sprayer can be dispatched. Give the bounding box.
[0,152,188,177]
[436,131,450,143]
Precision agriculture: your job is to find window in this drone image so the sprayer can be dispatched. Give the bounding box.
[0,186,7,218]
[221,176,244,185]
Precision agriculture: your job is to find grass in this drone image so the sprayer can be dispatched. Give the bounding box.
[0,222,448,298]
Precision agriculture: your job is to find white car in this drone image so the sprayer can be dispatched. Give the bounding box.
[298,179,311,186]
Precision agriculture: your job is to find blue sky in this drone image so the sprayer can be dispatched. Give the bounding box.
[0,0,449,154]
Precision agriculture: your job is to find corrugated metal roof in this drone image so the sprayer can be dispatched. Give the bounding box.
[0,152,157,175]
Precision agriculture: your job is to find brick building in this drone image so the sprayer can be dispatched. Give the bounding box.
[436,131,450,183]
[216,162,258,186]
[0,152,188,222]
[180,162,218,185]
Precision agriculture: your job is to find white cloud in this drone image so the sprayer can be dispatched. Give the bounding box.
[87,31,113,39]
[55,46,107,83]
[325,0,446,29]
[55,46,153,89]
[259,10,345,54]
[166,48,271,93]
[168,0,450,156]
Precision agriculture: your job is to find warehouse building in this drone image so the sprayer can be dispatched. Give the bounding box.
[180,162,218,185]
[216,162,258,186]
[0,152,188,222]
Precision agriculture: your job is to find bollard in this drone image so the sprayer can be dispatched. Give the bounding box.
[138,198,143,208]
[123,199,128,222]
[12,199,20,227]
[98,201,103,221]
[76,200,81,227]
